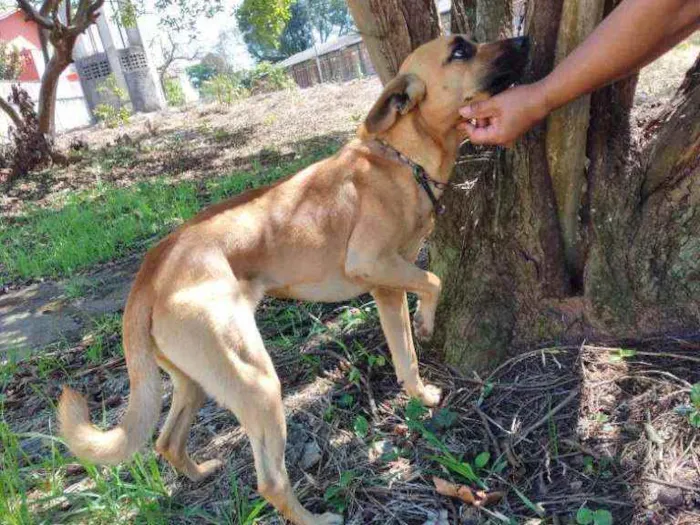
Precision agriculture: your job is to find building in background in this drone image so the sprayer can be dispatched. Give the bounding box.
[0,9,91,134]
[281,0,452,88]
[0,2,165,138]
[73,2,165,114]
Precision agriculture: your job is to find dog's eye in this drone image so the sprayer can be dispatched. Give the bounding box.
[450,39,475,61]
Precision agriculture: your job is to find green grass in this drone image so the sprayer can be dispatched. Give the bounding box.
[0,419,176,524]
[0,145,339,286]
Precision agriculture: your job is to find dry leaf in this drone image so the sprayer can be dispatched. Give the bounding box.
[432,476,476,504]
[433,477,504,507]
[475,490,505,507]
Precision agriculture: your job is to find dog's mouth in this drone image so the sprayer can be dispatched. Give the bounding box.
[483,36,530,95]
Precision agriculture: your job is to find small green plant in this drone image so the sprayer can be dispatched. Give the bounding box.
[0,350,19,388]
[353,415,369,439]
[476,380,494,406]
[84,314,123,363]
[246,61,296,94]
[164,77,186,106]
[64,275,98,299]
[36,353,64,379]
[94,74,130,128]
[225,472,269,525]
[576,505,613,525]
[404,399,486,488]
[323,471,356,513]
[347,367,361,385]
[675,383,700,428]
[337,393,355,409]
[94,104,131,128]
[201,74,249,105]
[608,348,637,362]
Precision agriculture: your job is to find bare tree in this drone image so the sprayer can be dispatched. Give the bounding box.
[156,33,199,90]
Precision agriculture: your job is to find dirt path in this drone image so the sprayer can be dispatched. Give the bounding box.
[0,257,139,356]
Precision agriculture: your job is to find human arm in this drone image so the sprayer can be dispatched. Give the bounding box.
[458,0,700,146]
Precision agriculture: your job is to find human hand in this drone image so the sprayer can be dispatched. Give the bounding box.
[457,81,551,146]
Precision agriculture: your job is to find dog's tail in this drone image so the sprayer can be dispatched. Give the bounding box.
[58,291,162,465]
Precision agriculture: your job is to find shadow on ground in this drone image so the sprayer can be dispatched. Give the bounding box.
[2,292,698,523]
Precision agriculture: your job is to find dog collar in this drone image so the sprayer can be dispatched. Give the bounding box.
[373,139,448,216]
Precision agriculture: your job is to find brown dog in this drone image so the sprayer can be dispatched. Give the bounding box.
[58,35,528,524]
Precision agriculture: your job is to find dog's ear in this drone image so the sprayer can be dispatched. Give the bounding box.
[361,74,426,136]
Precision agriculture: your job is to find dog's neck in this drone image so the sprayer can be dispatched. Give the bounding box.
[376,111,460,185]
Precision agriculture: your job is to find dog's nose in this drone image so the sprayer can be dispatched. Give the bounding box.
[511,36,529,54]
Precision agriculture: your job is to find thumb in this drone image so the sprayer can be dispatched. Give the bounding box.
[459,98,499,119]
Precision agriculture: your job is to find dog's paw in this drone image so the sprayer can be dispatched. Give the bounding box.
[312,512,344,525]
[193,458,224,481]
[412,309,434,342]
[418,384,442,407]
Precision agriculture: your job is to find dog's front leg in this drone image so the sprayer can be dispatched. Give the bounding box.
[371,288,442,407]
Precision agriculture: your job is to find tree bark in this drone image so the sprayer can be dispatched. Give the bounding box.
[546,0,605,283]
[585,53,700,333]
[0,95,23,128]
[451,0,476,35]
[350,0,700,372]
[346,0,441,85]
[18,0,104,136]
[38,50,73,135]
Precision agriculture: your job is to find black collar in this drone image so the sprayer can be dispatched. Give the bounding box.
[373,139,448,215]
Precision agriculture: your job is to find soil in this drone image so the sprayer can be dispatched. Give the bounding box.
[3,309,699,523]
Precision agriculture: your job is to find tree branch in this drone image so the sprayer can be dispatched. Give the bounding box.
[17,0,55,29]
[72,0,105,33]
[0,95,23,129]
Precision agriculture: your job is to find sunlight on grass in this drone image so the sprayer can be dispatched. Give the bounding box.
[0,145,338,286]
[0,419,174,524]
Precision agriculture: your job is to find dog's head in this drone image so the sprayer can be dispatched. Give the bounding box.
[361,35,529,137]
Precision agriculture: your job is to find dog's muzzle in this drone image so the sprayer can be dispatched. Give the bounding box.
[485,36,530,95]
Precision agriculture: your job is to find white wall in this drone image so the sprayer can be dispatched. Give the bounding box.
[0,78,92,139]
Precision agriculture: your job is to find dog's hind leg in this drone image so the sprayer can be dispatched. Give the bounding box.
[153,288,343,525]
[155,361,223,481]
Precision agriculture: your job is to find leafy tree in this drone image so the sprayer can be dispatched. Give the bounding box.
[186,60,220,89]
[153,0,225,34]
[306,0,355,43]
[239,0,312,62]
[279,1,314,57]
[236,0,293,52]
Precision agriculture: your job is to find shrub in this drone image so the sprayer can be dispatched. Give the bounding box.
[94,104,131,128]
[201,74,249,105]
[94,74,130,128]
[246,61,296,94]
[164,77,185,107]
[2,86,55,183]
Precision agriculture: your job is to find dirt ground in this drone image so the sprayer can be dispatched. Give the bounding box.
[1,36,699,525]
[4,304,700,524]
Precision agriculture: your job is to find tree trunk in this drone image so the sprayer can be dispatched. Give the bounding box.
[585,53,700,333]
[430,0,574,371]
[346,0,441,85]
[38,49,72,135]
[451,0,476,35]
[0,95,23,128]
[350,0,700,372]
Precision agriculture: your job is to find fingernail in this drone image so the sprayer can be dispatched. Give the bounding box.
[459,106,473,117]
